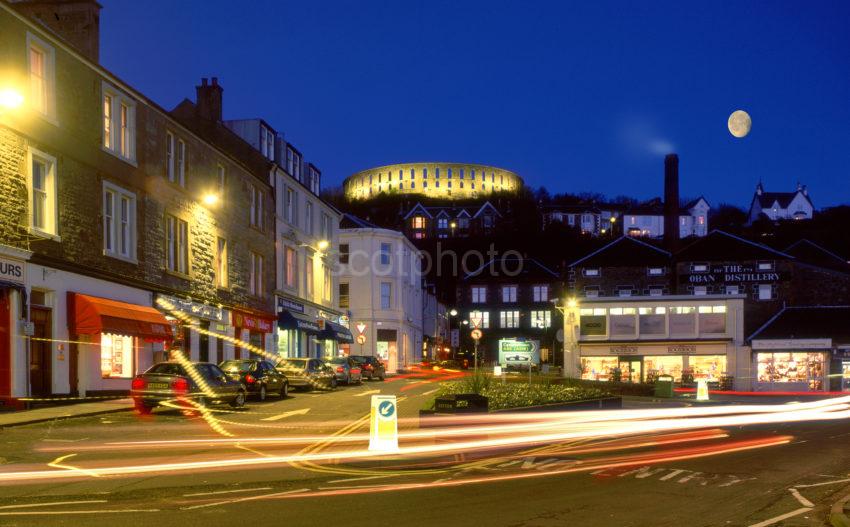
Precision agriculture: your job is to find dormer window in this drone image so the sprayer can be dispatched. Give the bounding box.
[583,268,600,277]
[757,261,775,271]
[648,267,665,276]
[260,125,275,160]
[691,263,709,273]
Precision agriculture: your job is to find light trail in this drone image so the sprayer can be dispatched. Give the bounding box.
[5,398,849,484]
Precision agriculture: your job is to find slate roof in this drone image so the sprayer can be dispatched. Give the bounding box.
[748,306,850,343]
[675,230,793,262]
[569,236,671,268]
[683,196,710,210]
[784,240,850,273]
[755,191,804,209]
[340,213,379,229]
[463,256,560,281]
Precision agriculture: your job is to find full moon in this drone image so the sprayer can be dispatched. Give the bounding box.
[728,110,752,138]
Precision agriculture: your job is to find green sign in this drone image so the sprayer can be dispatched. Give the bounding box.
[498,339,540,367]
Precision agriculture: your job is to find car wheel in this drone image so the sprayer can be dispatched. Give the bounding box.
[329,377,337,390]
[258,384,267,402]
[230,390,246,408]
[280,382,289,398]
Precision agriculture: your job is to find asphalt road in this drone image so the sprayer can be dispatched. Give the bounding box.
[2,375,850,527]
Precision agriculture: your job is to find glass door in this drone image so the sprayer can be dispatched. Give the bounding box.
[618,358,642,383]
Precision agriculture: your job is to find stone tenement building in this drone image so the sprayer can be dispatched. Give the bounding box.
[0,0,296,405]
[344,162,523,200]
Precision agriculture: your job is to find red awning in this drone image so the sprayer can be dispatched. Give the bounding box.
[69,293,173,341]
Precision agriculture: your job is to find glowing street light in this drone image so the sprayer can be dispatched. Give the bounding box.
[317,240,329,251]
[0,88,24,110]
[449,308,458,317]
[202,193,219,206]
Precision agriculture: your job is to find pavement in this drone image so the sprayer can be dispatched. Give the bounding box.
[2,379,850,526]
[0,398,134,428]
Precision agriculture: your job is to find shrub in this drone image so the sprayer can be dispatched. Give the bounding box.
[429,378,612,411]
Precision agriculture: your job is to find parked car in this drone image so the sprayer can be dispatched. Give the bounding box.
[219,359,289,401]
[275,358,337,391]
[130,362,246,414]
[328,357,363,385]
[350,355,386,381]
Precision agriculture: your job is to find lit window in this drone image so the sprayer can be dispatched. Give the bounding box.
[472,286,487,303]
[381,282,392,309]
[648,267,664,276]
[306,255,314,298]
[530,310,551,328]
[250,252,264,297]
[165,214,189,274]
[583,268,600,277]
[100,333,134,379]
[757,261,774,271]
[103,182,136,261]
[649,287,664,296]
[758,284,773,300]
[102,83,136,161]
[694,286,708,296]
[412,216,426,229]
[469,310,489,328]
[215,237,228,288]
[28,147,57,237]
[284,246,297,288]
[500,310,520,328]
[533,285,549,302]
[692,263,709,273]
[27,33,55,118]
[725,285,739,295]
[323,265,332,302]
[339,283,350,309]
[502,286,517,303]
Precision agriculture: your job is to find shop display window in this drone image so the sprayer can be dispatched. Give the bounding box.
[581,357,618,381]
[757,352,824,390]
[644,355,683,382]
[101,333,134,379]
[691,355,726,382]
[638,307,666,335]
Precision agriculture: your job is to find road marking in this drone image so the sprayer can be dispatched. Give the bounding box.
[797,478,850,489]
[421,388,439,396]
[659,469,688,481]
[789,488,814,508]
[0,509,159,516]
[236,444,271,458]
[182,488,309,510]
[0,500,107,510]
[47,453,101,478]
[747,507,811,527]
[353,389,381,397]
[183,487,272,497]
[260,408,311,421]
[327,474,398,484]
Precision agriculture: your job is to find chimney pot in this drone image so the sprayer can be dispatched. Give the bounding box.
[196,77,223,122]
[212,77,218,86]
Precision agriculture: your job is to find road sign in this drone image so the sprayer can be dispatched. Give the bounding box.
[469,313,482,329]
[369,395,398,451]
[355,322,367,336]
[356,334,366,345]
[471,328,483,340]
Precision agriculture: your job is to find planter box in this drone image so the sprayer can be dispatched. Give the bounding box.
[434,393,489,413]
[492,396,622,414]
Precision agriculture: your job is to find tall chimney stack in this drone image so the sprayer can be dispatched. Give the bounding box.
[196,77,223,122]
[663,153,680,252]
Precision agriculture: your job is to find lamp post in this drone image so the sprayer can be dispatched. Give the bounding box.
[554,297,579,378]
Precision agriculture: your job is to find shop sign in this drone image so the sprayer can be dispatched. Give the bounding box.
[580,315,606,336]
[668,344,697,354]
[498,339,540,366]
[752,338,832,350]
[611,345,638,354]
[683,264,781,285]
[339,315,350,328]
[0,256,25,285]
[582,343,726,356]
[277,297,305,313]
[156,294,223,322]
[233,311,274,333]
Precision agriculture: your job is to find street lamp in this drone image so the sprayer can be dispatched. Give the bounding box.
[317,240,330,251]
[202,193,219,206]
[0,88,24,110]
[449,308,458,317]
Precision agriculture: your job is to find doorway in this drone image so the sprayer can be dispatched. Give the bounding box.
[30,306,52,397]
[618,358,642,383]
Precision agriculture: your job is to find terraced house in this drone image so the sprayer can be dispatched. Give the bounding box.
[0,0,276,406]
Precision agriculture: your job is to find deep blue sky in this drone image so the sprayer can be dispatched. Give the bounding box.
[100,0,850,208]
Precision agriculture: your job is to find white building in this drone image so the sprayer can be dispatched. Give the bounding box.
[224,118,346,360]
[624,197,710,238]
[338,216,424,372]
[747,183,814,224]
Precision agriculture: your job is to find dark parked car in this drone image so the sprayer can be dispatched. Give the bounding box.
[130,362,246,414]
[275,358,337,391]
[328,357,363,385]
[350,355,386,381]
[219,359,289,401]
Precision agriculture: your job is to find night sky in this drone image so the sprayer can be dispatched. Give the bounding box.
[100,0,850,208]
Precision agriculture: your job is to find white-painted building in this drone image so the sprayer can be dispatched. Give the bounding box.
[624,197,710,239]
[338,216,424,372]
[747,183,814,224]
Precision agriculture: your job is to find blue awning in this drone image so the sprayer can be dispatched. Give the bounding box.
[277,310,321,335]
[319,320,354,343]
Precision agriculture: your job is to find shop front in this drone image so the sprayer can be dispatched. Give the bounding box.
[1,249,28,407]
[579,342,730,384]
[232,309,275,360]
[751,339,831,392]
[276,305,320,359]
[377,328,398,373]
[318,319,354,360]
[67,292,173,395]
[154,294,228,363]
